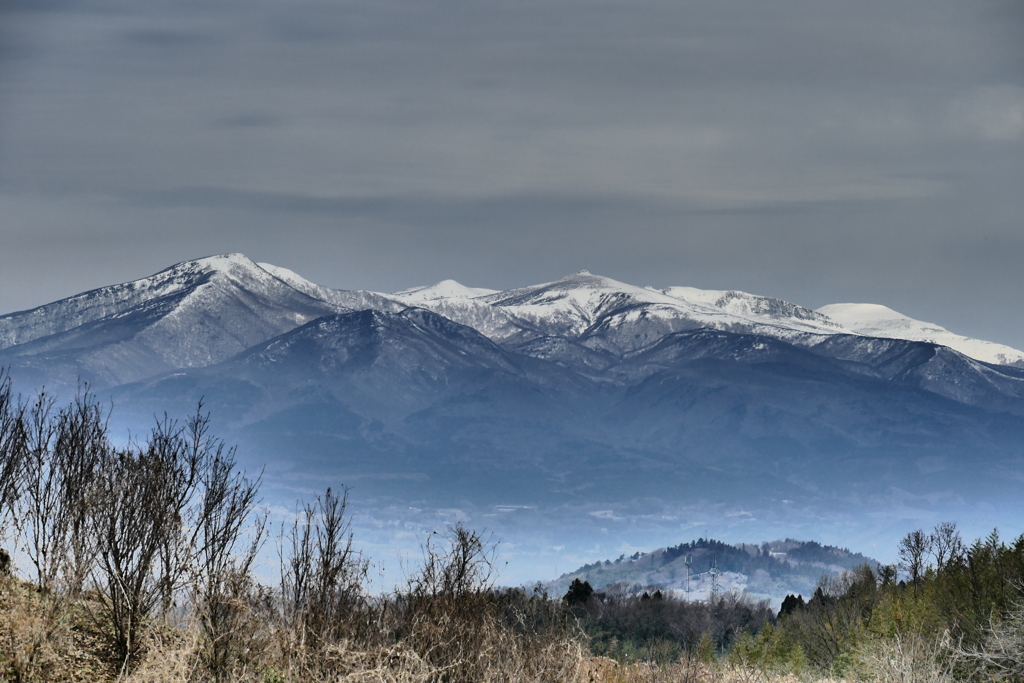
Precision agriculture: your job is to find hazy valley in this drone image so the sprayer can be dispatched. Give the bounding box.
[1,254,1022,585]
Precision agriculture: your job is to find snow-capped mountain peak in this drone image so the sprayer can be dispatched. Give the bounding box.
[163,253,294,290]
[405,272,860,352]
[0,254,347,385]
[392,280,499,302]
[482,271,681,309]
[819,303,924,329]
[817,303,1024,367]
[470,271,707,342]
[5,255,1024,403]
[0,253,265,350]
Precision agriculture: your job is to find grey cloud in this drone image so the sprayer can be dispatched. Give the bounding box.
[121,28,215,48]
[0,0,1022,349]
[214,114,284,129]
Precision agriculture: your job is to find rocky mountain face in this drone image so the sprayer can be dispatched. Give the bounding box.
[2,254,1023,582]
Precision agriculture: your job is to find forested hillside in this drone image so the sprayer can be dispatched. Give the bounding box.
[556,538,877,603]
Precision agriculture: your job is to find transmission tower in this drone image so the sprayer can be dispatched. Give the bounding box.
[709,554,721,596]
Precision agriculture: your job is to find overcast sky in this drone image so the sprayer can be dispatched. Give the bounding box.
[2,0,1023,346]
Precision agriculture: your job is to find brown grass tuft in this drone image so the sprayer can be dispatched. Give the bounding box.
[0,575,113,683]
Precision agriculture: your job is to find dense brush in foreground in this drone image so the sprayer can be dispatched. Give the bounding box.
[0,567,818,683]
[0,569,831,683]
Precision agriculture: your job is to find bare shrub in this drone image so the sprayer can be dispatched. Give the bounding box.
[53,390,108,596]
[383,524,586,683]
[280,487,368,651]
[10,384,108,683]
[20,390,59,590]
[407,524,497,600]
[90,405,255,668]
[91,444,188,666]
[956,596,1024,680]
[392,524,498,678]
[192,439,265,683]
[0,369,27,542]
[20,387,108,594]
[898,531,932,595]
[149,410,214,615]
[855,631,957,683]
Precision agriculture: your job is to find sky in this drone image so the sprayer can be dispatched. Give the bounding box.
[2,0,1023,348]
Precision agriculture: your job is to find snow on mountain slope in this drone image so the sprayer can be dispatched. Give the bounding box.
[393,280,498,302]
[480,271,754,339]
[138,307,536,423]
[817,303,1024,368]
[0,253,237,350]
[5,252,1023,401]
[384,280,527,341]
[660,287,842,334]
[0,254,323,351]
[0,254,347,387]
[385,272,1020,370]
[463,271,845,356]
[257,262,404,314]
[256,261,330,299]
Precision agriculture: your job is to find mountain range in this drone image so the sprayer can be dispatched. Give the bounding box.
[2,254,1023,583]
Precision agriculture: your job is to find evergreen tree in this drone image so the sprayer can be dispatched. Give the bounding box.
[564,578,594,606]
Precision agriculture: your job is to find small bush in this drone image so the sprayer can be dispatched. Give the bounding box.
[854,631,956,683]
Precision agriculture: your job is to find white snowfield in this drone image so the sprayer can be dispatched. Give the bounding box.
[378,270,1024,367]
[817,303,1024,368]
[658,285,843,333]
[393,280,499,302]
[2,254,1022,371]
[381,270,846,353]
[384,270,1024,367]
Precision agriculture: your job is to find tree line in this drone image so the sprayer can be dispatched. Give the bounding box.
[558,519,1024,680]
[736,521,1024,680]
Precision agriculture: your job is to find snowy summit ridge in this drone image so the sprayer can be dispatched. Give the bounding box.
[380,268,1019,366]
[393,280,499,302]
[1,253,1022,398]
[817,303,1024,367]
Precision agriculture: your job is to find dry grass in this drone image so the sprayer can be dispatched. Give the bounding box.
[0,575,114,683]
[121,616,584,683]
[577,658,850,683]
[852,631,957,683]
[0,573,865,683]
